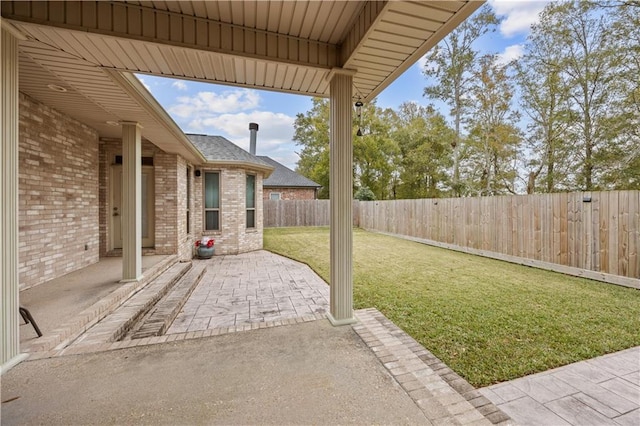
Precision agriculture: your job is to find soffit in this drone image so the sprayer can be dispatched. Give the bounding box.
[13,37,204,163]
[2,1,483,101]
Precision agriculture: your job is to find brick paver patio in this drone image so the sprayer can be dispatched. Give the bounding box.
[167,251,330,333]
[481,347,640,426]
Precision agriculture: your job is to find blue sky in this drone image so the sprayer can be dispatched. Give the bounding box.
[138,1,551,170]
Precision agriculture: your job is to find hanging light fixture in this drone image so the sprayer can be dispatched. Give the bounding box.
[355,101,364,137]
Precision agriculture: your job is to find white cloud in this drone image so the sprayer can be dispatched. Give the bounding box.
[187,110,296,156]
[169,89,261,118]
[496,44,524,65]
[489,0,551,37]
[417,55,428,71]
[171,80,188,91]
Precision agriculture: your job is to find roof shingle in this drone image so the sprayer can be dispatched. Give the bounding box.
[258,156,321,188]
[187,134,270,167]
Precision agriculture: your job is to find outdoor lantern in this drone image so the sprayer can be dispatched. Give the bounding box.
[355,101,364,136]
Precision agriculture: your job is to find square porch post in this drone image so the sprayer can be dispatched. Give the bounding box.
[1,25,28,374]
[121,121,143,282]
[327,69,357,326]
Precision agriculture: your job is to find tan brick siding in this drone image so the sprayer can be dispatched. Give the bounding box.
[18,92,100,290]
[99,139,189,257]
[264,187,317,200]
[193,166,264,255]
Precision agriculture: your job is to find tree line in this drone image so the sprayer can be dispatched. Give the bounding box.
[293,1,639,200]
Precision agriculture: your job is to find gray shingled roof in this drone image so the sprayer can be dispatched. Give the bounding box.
[187,134,271,167]
[257,156,321,188]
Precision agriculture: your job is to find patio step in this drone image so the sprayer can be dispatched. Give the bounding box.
[128,263,207,340]
[69,261,192,347]
[24,255,179,353]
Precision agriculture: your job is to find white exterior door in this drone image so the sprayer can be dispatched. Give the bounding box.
[110,165,155,249]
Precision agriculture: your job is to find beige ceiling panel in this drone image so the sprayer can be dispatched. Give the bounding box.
[426,1,467,13]
[291,67,308,92]
[234,57,247,85]
[288,1,308,38]
[264,62,277,88]
[391,2,455,24]
[375,22,436,43]
[352,54,403,68]
[222,56,235,82]
[381,11,444,33]
[359,39,415,55]
[358,46,410,62]
[367,30,432,48]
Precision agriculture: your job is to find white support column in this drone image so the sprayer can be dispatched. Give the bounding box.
[327,69,357,326]
[121,121,143,282]
[1,25,28,374]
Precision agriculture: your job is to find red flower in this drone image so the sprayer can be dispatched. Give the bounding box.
[195,239,215,248]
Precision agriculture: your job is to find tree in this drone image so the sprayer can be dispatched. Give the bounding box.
[465,55,521,196]
[516,16,575,193]
[423,4,500,196]
[294,98,330,198]
[353,102,400,200]
[597,1,640,189]
[294,98,399,200]
[393,102,454,199]
[535,1,621,190]
[354,186,376,201]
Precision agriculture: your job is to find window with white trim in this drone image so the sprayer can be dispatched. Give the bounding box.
[246,174,256,228]
[204,171,220,231]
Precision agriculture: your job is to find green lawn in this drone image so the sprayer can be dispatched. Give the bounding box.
[264,227,640,387]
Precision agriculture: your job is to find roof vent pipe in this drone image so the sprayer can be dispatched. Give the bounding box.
[249,122,259,155]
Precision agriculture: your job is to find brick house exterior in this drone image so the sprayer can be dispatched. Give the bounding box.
[18,93,100,290]
[17,94,272,290]
[258,156,321,200]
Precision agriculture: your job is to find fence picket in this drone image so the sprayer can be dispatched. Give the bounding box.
[264,191,639,281]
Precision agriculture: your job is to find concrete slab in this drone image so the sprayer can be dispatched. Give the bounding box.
[2,321,431,425]
[482,346,640,426]
[19,256,167,340]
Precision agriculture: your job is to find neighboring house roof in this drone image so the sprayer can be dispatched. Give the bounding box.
[257,156,321,188]
[187,134,273,176]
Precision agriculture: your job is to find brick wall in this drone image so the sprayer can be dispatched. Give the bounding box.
[193,166,264,255]
[18,92,100,290]
[99,139,187,257]
[263,187,317,200]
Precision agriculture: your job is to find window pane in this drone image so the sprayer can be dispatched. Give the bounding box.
[206,211,219,230]
[246,175,255,208]
[246,209,255,228]
[270,193,280,200]
[205,172,219,208]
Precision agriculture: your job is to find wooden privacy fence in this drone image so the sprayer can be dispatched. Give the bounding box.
[264,199,330,227]
[264,191,639,284]
[358,191,639,283]
[263,200,360,228]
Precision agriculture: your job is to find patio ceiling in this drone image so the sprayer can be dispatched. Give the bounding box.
[2,0,482,156]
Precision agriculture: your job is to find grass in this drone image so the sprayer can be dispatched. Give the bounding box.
[264,227,640,387]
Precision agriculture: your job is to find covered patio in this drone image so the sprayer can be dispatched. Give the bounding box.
[2,0,484,373]
[3,249,510,425]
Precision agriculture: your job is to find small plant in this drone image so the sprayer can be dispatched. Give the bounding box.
[354,186,376,201]
[195,238,214,248]
[195,237,215,259]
